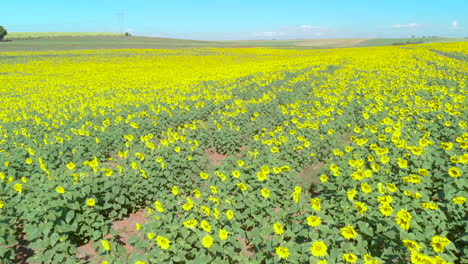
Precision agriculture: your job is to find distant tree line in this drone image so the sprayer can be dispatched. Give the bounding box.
[0,25,7,41]
[393,38,425,46]
[410,36,443,39]
[413,35,468,39]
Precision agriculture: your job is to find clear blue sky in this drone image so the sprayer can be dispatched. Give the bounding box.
[2,0,467,40]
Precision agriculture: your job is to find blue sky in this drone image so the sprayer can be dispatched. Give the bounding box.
[2,0,467,40]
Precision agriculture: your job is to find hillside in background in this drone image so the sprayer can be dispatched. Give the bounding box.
[5,32,122,40]
[0,33,466,51]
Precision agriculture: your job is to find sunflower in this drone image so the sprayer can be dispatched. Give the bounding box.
[154,201,164,212]
[200,206,211,216]
[361,183,372,193]
[86,198,96,207]
[275,247,290,259]
[232,170,241,178]
[397,158,408,168]
[310,198,321,211]
[395,209,412,230]
[342,253,358,263]
[431,236,451,253]
[261,188,270,198]
[226,210,234,220]
[452,197,466,204]
[341,226,358,240]
[201,235,214,248]
[402,239,422,252]
[100,240,111,251]
[66,161,76,170]
[147,233,155,239]
[56,186,65,194]
[210,186,217,194]
[171,186,179,195]
[200,220,212,233]
[306,215,321,227]
[347,189,357,201]
[183,219,198,228]
[310,241,328,257]
[273,222,284,235]
[441,142,453,150]
[237,183,247,191]
[200,172,209,180]
[379,203,393,216]
[257,171,267,181]
[218,229,228,240]
[448,167,461,178]
[354,202,368,215]
[156,236,171,250]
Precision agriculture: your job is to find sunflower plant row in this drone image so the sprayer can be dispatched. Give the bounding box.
[0,42,467,264]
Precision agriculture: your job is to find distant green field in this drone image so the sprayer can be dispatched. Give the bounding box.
[0,35,219,51]
[0,33,466,51]
[356,37,468,47]
[5,32,122,40]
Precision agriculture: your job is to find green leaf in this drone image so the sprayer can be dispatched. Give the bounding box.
[329,247,340,262]
[128,234,139,245]
[384,229,397,240]
[65,210,75,223]
[41,222,53,236]
[24,224,40,240]
[234,201,245,209]
[91,229,101,240]
[69,201,80,210]
[357,221,373,237]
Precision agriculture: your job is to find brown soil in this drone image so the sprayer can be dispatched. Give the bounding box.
[111,210,147,253]
[236,237,255,259]
[76,210,147,262]
[204,147,230,167]
[14,240,34,264]
[296,162,325,194]
[204,146,247,168]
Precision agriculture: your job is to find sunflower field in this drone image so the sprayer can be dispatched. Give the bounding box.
[0,42,467,264]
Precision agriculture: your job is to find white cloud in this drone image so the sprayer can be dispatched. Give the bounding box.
[252,25,334,39]
[252,31,285,37]
[299,25,322,31]
[450,20,460,29]
[391,23,421,29]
